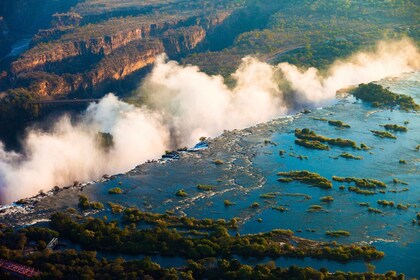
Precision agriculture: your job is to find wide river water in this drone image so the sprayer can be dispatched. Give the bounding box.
[1,72,419,277]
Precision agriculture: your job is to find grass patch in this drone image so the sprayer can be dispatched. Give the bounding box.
[108,187,123,194]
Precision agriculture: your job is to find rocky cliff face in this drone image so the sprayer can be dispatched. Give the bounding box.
[8,10,232,98]
[2,0,244,100]
[162,26,206,56]
[11,17,187,75]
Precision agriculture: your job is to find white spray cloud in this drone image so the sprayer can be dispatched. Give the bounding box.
[142,55,286,145]
[279,38,420,105]
[0,38,419,203]
[0,96,170,203]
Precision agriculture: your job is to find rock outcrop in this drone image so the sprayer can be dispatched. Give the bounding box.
[11,16,188,75]
[2,0,244,100]
[9,10,233,98]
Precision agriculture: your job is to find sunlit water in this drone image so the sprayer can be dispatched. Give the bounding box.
[2,72,419,277]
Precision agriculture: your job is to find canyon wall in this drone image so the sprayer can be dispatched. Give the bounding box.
[8,11,233,98]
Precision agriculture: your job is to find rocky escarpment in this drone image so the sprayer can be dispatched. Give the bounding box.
[162,26,206,56]
[1,0,249,103]
[8,9,233,98]
[11,17,184,75]
[16,40,165,97]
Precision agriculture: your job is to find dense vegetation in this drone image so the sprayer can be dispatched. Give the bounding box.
[328,120,351,128]
[277,170,332,189]
[184,0,419,72]
[295,139,330,150]
[382,124,408,133]
[295,128,359,149]
[350,83,420,111]
[332,176,386,189]
[0,223,402,280]
[339,152,363,160]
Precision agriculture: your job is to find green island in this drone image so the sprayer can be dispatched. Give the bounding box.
[108,202,125,214]
[368,207,384,214]
[399,159,407,164]
[78,195,104,210]
[176,189,188,197]
[272,206,287,212]
[278,193,312,200]
[108,187,123,194]
[307,205,326,213]
[288,152,309,160]
[350,83,420,111]
[388,188,409,194]
[332,176,387,189]
[339,152,363,160]
[45,211,385,262]
[213,159,224,165]
[382,124,408,133]
[326,230,351,237]
[197,184,215,191]
[122,207,239,230]
[260,193,277,199]
[224,200,236,207]
[0,217,398,279]
[277,170,332,189]
[371,130,397,139]
[295,139,330,150]
[311,117,328,122]
[295,128,359,149]
[250,202,260,209]
[360,143,370,150]
[393,178,409,185]
[320,196,334,203]
[377,200,395,207]
[348,186,376,195]
[397,204,409,210]
[328,120,351,128]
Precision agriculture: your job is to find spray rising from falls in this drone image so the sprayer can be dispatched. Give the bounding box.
[0,39,419,203]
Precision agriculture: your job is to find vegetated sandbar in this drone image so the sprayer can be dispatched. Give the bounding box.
[350,82,420,111]
[295,128,359,149]
[47,207,384,262]
[278,170,332,189]
[332,176,387,188]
